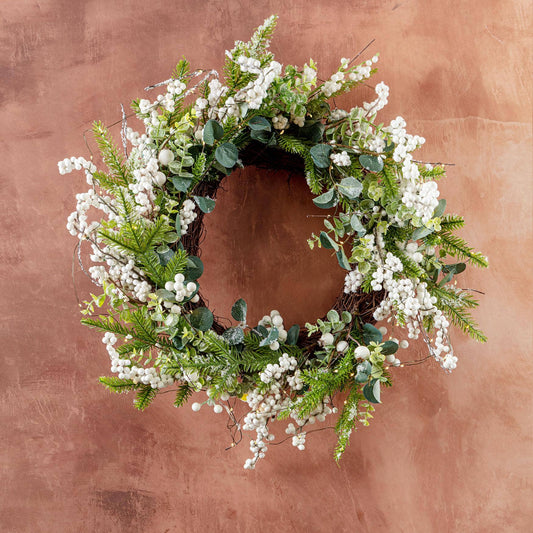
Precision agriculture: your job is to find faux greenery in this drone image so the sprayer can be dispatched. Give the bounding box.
[59,16,487,469]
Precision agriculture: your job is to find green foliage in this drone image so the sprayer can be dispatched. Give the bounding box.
[174,383,193,407]
[99,376,139,393]
[92,122,131,186]
[437,231,489,268]
[134,384,158,410]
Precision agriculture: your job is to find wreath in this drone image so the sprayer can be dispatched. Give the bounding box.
[59,16,488,469]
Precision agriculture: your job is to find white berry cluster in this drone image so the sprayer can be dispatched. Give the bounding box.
[363,81,390,115]
[272,114,289,130]
[234,59,282,110]
[58,156,96,184]
[330,150,351,167]
[344,268,364,293]
[401,179,440,225]
[103,332,174,389]
[179,199,197,235]
[163,273,198,306]
[258,310,288,350]
[242,352,334,469]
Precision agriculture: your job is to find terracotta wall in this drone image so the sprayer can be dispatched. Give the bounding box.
[1,1,531,531]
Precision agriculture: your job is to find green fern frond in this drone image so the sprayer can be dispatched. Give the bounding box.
[439,214,465,232]
[99,376,139,393]
[134,384,158,410]
[92,122,130,186]
[174,383,193,408]
[438,232,489,268]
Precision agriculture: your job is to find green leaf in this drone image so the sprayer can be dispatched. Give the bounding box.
[327,310,340,323]
[439,271,454,286]
[255,325,269,338]
[171,176,192,193]
[231,298,247,322]
[286,325,300,345]
[193,196,216,213]
[412,226,434,240]
[341,311,352,324]
[355,360,371,382]
[155,289,176,302]
[189,307,214,331]
[174,216,181,235]
[336,248,351,270]
[362,323,383,344]
[350,214,366,235]
[250,129,276,145]
[359,154,384,173]
[203,119,224,145]
[381,341,399,355]
[259,327,279,347]
[222,326,245,345]
[299,120,325,143]
[363,379,381,403]
[442,262,466,275]
[320,231,339,251]
[248,116,271,131]
[164,231,179,243]
[313,188,337,209]
[338,177,363,200]
[215,142,239,168]
[310,144,332,168]
[184,256,204,280]
[433,199,446,218]
[134,385,158,410]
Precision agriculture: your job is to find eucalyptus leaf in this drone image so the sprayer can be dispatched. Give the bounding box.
[336,248,351,270]
[164,231,179,243]
[327,310,340,323]
[350,213,366,235]
[156,244,170,254]
[439,271,454,286]
[248,116,271,131]
[203,119,224,145]
[310,144,332,168]
[319,231,339,251]
[259,327,279,347]
[362,323,383,344]
[189,307,214,331]
[338,177,363,200]
[433,198,446,218]
[341,311,352,324]
[171,176,192,193]
[157,247,175,267]
[193,196,216,213]
[313,188,337,209]
[442,262,466,275]
[184,256,204,280]
[222,326,245,345]
[363,379,381,403]
[231,298,247,322]
[381,341,399,356]
[412,226,434,240]
[215,142,239,168]
[155,289,176,302]
[355,360,372,383]
[286,325,300,345]
[255,325,269,338]
[250,129,276,145]
[359,154,384,173]
[299,121,325,143]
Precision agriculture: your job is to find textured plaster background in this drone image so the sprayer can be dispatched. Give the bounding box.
[1,1,532,532]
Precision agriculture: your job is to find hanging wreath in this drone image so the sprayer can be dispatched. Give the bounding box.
[59,16,488,469]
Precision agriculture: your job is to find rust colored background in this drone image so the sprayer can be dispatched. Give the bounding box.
[1,1,532,532]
